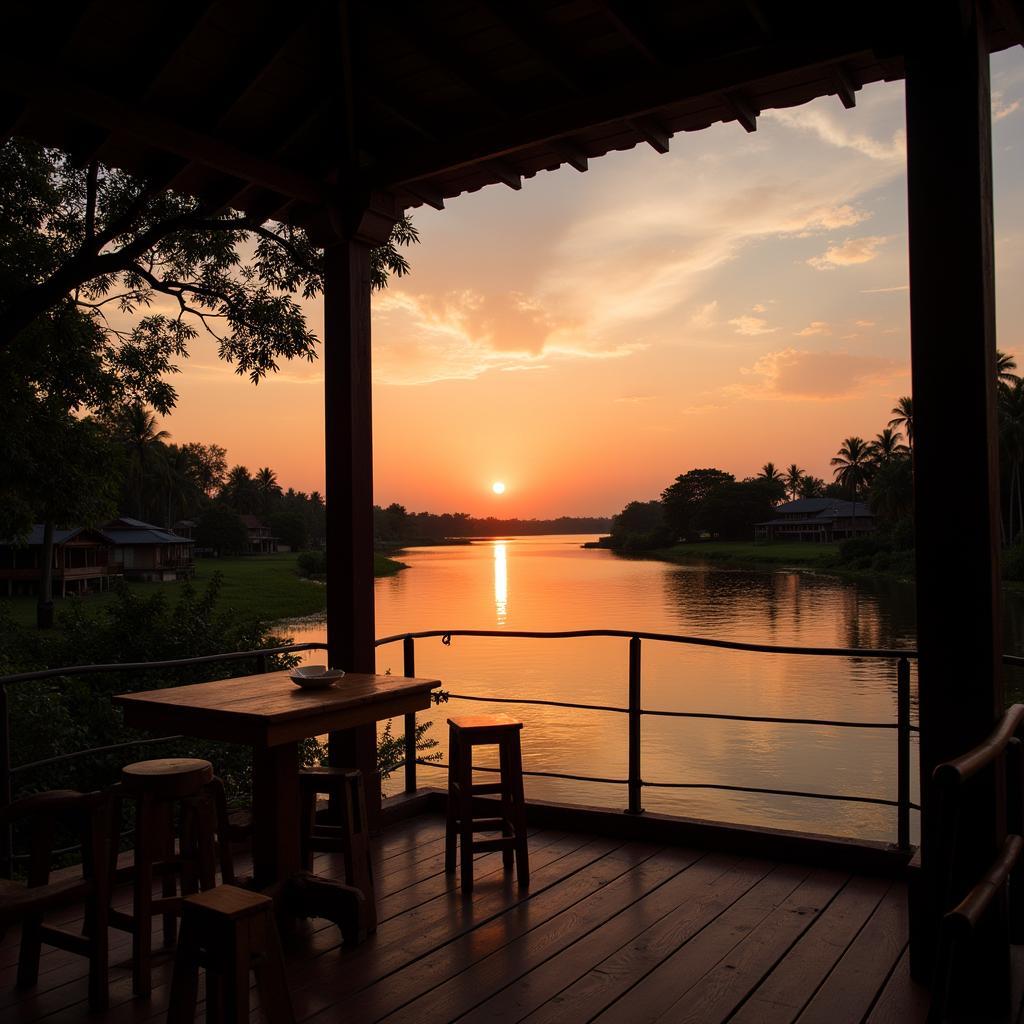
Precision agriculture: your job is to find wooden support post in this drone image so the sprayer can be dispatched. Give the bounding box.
[905,0,1006,1000]
[322,194,401,831]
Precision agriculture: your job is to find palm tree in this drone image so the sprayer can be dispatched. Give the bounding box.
[163,444,203,528]
[759,462,782,483]
[784,464,804,501]
[889,397,914,452]
[831,437,874,501]
[255,466,283,517]
[221,465,258,513]
[998,349,1019,385]
[114,405,171,519]
[870,428,909,467]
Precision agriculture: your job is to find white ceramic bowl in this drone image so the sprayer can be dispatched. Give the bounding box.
[289,665,345,689]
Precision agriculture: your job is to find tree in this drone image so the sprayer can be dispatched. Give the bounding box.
[254,467,283,517]
[784,464,804,501]
[661,469,735,540]
[270,511,308,551]
[998,349,1019,385]
[830,437,875,500]
[0,140,418,363]
[162,443,205,528]
[1000,377,1024,543]
[610,500,669,550]
[195,507,248,557]
[181,443,227,498]
[889,397,914,452]
[798,475,826,498]
[758,462,783,484]
[870,456,914,525]
[108,405,171,519]
[220,465,258,514]
[698,479,780,540]
[869,428,909,467]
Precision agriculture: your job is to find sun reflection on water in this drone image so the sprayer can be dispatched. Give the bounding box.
[494,542,508,624]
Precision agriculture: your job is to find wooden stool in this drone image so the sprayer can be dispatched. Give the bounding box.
[166,885,294,1024]
[298,767,376,939]
[445,714,529,893]
[110,758,234,996]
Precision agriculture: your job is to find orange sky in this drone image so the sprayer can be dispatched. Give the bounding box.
[155,51,1024,518]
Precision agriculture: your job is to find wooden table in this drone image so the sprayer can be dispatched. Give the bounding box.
[114,671,440,937]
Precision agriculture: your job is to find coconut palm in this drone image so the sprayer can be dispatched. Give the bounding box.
[255,466,283,516]
[758,462,783,483]
[1000,378,1024,543]
[998,349,1019,385]
[870,428,909,467]
[784,464,804,501]
[221,465,258,513]
[831,437,874,501]
[113,405,171,519]
[888,397,914,452]
[163,444,203,528]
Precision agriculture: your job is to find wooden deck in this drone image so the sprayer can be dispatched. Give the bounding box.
[2,812,929,1023]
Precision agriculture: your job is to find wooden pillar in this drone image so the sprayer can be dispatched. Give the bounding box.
[905,0,1006,998]
[322,196,399,829]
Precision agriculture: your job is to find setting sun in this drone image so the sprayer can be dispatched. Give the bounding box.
[491,481,506,495]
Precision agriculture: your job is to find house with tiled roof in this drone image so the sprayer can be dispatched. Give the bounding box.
[754,498,875,543]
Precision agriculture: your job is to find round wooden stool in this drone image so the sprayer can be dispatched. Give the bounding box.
[110,758,234,996]
[445,714,529,893]
[166,885,294,1024]
[298,767,377,940]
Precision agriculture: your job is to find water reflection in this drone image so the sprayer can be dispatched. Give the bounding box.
[493,542,508,624]
[279,534,1024,844]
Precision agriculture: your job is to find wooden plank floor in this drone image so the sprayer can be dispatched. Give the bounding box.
[2,813,929,1023]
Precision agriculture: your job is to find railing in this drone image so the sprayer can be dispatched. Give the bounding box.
[377,629,922,851]
[2,633,1023,869]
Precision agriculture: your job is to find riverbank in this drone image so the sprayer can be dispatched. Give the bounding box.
[0,551,407,629]
[623,541,843,571]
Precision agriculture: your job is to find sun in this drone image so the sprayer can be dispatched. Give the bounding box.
[491,481,506,495]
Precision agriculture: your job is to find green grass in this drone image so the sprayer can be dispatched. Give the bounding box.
[0,551,407,629]
[645,541,842,569]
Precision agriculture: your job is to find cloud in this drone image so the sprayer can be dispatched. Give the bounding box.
[689,300,719,328]
[764,107,906,162]
[808,235,888,270]
[861,284,908,293]
[993,91,1020,121]
[728,315,778,336]
[795,321,831,336]
[727,348,904,400]
[855,319,876,328]
[752,303,767,313]
[372,288,638,385]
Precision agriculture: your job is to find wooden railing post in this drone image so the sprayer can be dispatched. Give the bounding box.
[256,652,269,675]
[627,636,643,815]
[403,636,417,794]
[898,656,911,851]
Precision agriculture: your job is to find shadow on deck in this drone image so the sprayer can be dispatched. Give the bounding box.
[2,802,929,1024]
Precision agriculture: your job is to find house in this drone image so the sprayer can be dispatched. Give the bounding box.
[754,498,876,543]
[101,518,195,582]
[240,515,278,555]
[0,526,118,596]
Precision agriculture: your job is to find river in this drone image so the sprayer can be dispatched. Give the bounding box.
[283,535,1024,845]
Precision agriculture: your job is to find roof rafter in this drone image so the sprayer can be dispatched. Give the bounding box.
[380,37,876,189]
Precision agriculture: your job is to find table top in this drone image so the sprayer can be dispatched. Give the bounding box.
[114,671,442,747]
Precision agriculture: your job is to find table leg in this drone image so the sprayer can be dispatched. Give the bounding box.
[251,742,366,943]
[251,742,302,889]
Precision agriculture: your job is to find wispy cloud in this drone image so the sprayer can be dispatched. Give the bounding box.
[861,284,909,293]
[808,235,888,270]
[726,348,905,401]
[764,107,906,162]
[994,91,1020,121]
[795,321,831,336]
[689,300,719,328]
[729,315,778,336]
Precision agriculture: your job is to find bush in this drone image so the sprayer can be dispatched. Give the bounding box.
[196,507,248,555]
[296,550,326,577]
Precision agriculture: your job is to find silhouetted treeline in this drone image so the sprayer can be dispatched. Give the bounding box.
[374,504,611,543]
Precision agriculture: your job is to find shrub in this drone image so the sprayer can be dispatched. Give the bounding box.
[296,550,326,577]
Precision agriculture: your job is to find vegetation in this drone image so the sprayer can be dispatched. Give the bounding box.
[0,577,443,818]
[373,504,611,545]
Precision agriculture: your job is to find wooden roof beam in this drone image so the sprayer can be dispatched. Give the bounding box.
[380,36,877,189]
[551,139,589,172]
[725,92,759,132]
[489,159,523,190]
[403,182,445,210]
[629,116,671,153]
[0,62,334,206]
[599,2,669,71]
[832,63,859,108]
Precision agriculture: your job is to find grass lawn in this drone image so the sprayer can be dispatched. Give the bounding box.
[647,541,842,569]
[0,551,407,629]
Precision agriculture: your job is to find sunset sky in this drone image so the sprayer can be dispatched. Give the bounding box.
[160,49,1024,519]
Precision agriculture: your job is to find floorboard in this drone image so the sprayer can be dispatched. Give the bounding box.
[0,812,932,1024]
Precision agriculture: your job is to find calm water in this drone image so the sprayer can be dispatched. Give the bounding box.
[285,535,1024,845]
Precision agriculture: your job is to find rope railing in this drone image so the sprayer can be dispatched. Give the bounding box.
[6,628,1022,863]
